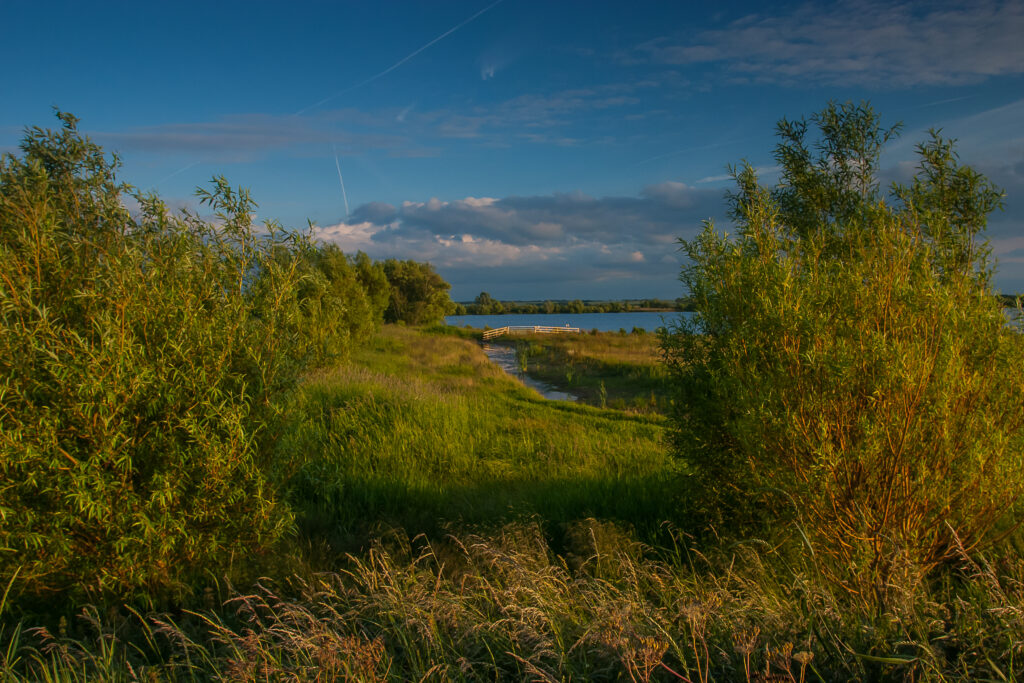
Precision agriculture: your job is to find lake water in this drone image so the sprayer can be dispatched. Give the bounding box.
[444,311,692,332]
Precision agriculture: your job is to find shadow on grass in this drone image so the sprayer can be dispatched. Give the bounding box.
[291,467,691,562]
[508,390,666,425]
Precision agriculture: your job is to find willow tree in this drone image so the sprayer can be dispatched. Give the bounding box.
[663,102,1022,604]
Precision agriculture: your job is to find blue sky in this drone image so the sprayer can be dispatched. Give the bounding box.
[3,0,1023,300]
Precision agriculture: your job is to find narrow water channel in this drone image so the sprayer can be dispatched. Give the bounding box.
[480,343,579,402]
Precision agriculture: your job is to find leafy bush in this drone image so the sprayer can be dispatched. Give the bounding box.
[662,102,1024,601]
[0,114,369,605]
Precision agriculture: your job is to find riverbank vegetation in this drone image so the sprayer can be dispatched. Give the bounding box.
[0,114,454,608]
[3,106,1024,681]
[284,326,675,553]
[490,329,670,413]
[6,322,1024,681]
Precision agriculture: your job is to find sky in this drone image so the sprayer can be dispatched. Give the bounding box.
[2,0,1023,301]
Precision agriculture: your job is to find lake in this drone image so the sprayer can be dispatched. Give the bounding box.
[444,311,693,332]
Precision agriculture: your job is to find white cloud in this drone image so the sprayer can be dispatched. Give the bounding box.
[310,122,1024,298]
[314,220,382,251]
[396,103,415,123]
[462,196,499,208]
[695,173,732,184]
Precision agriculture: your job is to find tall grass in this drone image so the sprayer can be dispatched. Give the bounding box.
[4,519,1024,680]
[281,326,681,553]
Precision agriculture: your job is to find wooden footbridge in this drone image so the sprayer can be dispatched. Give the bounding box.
[482,325,581,340]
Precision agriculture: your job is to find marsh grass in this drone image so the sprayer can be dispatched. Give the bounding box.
[472,329,670,413]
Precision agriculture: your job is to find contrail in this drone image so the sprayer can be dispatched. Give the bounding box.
[295,0,504,115]
[333,145,350,218]
[919,94,976,109]
[151,161,200,188]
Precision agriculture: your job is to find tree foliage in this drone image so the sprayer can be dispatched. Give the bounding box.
[663,102,1022,601]
[0,114,383,604]
[381,258,455,325]
[294,245,390,361]
[473,291,504,315]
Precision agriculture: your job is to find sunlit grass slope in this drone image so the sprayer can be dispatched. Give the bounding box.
[281,325,682,552]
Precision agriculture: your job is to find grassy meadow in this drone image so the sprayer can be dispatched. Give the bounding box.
[282,326,681,553]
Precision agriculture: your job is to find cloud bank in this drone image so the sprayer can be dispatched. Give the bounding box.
[315,182,728,300]
[316,142,1024,300]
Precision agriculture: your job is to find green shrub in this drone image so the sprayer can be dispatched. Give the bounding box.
[662,102,1024,602]
[381,258,454,325]
[0,114,362,605]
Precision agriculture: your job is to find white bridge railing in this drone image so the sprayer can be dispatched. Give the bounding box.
[482,325,581,340]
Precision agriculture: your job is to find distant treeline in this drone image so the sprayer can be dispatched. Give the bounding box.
[454,291,695,315]
[456,292,1020,316]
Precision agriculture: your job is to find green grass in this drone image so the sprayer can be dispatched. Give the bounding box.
[281,325,682,554]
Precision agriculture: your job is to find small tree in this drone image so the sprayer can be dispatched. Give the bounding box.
[381,259,455,325]
[475,291,494,308]
[293,244,389,362]
[663,102,1023,602]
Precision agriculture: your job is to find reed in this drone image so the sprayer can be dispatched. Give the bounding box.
[5,519,1024,680]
